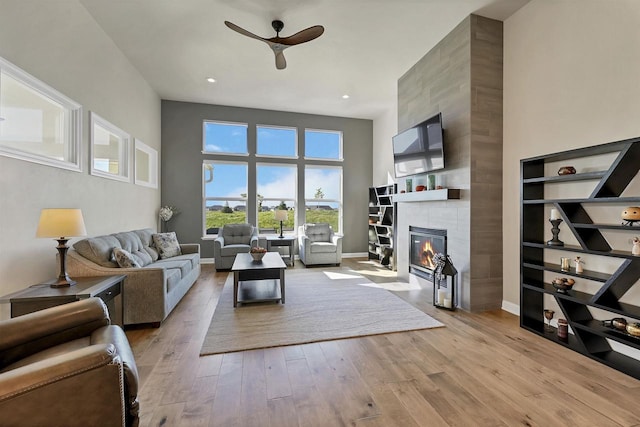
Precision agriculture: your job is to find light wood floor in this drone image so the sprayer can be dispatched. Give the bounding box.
[126,259,640,427]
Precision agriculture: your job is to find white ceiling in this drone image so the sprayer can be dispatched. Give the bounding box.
[80,0,529,120]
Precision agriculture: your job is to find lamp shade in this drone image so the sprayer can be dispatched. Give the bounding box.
[274,210,288,221]
[36,209,87,238]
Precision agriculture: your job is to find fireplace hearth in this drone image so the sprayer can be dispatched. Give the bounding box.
[409,226,447,281]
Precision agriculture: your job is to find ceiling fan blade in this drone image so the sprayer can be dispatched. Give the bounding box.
[274,51,287,70]
[224,21,268,43]
[270,25,325,46]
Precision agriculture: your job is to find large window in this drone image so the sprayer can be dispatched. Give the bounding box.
[203,161,248,234]
[305,166,342,232]
[203,121,247,155]
[202,121,343,237]
[256,164,296,233]
[257,125,297,157]
[0,56,82,171]
[305,129,342,160]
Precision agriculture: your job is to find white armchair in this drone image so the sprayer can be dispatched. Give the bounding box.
[213,223,259,270]
[298,223,342,266]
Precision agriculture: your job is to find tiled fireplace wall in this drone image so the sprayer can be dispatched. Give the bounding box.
[396,14,503,312]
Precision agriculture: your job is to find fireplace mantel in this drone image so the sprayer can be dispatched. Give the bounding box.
[393,188,460,203]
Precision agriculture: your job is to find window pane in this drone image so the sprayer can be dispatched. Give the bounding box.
[203,121,247,154]
[257,126,296,157]
[257,164,296,233]
[305,130,341,159]
[0,59,81,171]
[305,166,342,232]
[305,201,339,231]
[204,162,248,233]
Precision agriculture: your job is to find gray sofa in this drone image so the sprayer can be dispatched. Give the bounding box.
[66,228,200,327]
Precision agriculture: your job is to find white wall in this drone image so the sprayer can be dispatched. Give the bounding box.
[503,0,640,308]
[0,1,161,298]
[372,103,397,186]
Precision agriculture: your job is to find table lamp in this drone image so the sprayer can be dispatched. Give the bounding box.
[36,208,87,287]
[274,210,288,238]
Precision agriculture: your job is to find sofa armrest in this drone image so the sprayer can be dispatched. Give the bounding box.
[0,298,109,366]
[213,236,224,256]
[180,243,200,255]
[0,344,126,426]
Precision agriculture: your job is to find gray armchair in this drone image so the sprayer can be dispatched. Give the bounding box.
[298,223,342,266]
[0,298,139,427]
[213,223,259,270]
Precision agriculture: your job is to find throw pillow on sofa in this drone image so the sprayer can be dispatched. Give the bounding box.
[152,232,182,259]
[112,248,141,268]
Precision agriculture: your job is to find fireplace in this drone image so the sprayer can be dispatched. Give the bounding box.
[409,226,447,281]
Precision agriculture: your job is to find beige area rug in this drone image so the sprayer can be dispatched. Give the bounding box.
[200,267,444,355]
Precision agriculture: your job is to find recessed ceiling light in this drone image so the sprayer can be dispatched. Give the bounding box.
[342,94,350,99]
[207,77,216,83]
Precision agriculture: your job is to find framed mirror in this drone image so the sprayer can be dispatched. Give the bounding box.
[90,112,130,182]
[134,138,158,188]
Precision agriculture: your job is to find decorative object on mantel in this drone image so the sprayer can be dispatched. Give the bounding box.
[543,309,555,333]
[621,207,640,226]
[36,208,87,287]
[574,256,584,273]
[432,253,457,310]
[159,205,180,232]
[547,208,564,246]
[406,178,412,192]
[427,174,436,190]
[557,166,576,175]
[632,237,640,256]
[415,185,426,192]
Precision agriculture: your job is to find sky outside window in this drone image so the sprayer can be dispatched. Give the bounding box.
[257,126,296,157]
[204,162,247,201]
[203,121,247,154]
[305,130,341,159]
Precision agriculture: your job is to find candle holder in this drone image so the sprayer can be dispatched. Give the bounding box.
[547,218,564,246]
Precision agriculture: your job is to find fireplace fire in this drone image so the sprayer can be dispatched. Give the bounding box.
[409,226,447,281]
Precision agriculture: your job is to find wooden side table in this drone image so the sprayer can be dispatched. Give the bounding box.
[0,275,125,326]
[265,235,296,267]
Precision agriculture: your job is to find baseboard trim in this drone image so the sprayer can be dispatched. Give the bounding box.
[342,252,368,258]
[201,258,215,265]
[502,300,520,316]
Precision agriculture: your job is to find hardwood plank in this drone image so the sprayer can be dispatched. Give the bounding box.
[125,261,640,427]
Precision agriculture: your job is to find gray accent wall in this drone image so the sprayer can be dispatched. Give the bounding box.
[396,15,503,312]
[161,100,373,259]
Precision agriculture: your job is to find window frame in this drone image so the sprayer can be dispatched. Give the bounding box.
[89,111,130,182]
[304,128,343,162]
[202,159,249,237]
[255,162,298,234]
[202,120,249,156]
[256,124,298,159]
[304,164,344,233]
[0,55,82,172]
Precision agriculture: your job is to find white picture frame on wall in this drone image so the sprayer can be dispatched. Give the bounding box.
[134,138,158,188]
[90,111,130,182]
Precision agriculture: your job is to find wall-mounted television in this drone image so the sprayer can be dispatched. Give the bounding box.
[392,112,444,178]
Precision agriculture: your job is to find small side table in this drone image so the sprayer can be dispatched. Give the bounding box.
[265,235,296,267]
[0,275,125,326]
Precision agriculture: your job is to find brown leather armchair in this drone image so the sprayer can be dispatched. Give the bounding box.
[0,297,139,427]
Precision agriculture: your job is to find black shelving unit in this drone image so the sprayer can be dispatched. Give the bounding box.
[368,184,397,269]
[521,137,640,380]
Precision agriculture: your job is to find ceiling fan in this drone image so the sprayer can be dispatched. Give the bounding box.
[224,20,324,70]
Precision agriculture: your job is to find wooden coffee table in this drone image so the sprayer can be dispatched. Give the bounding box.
[231,252,286,307]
